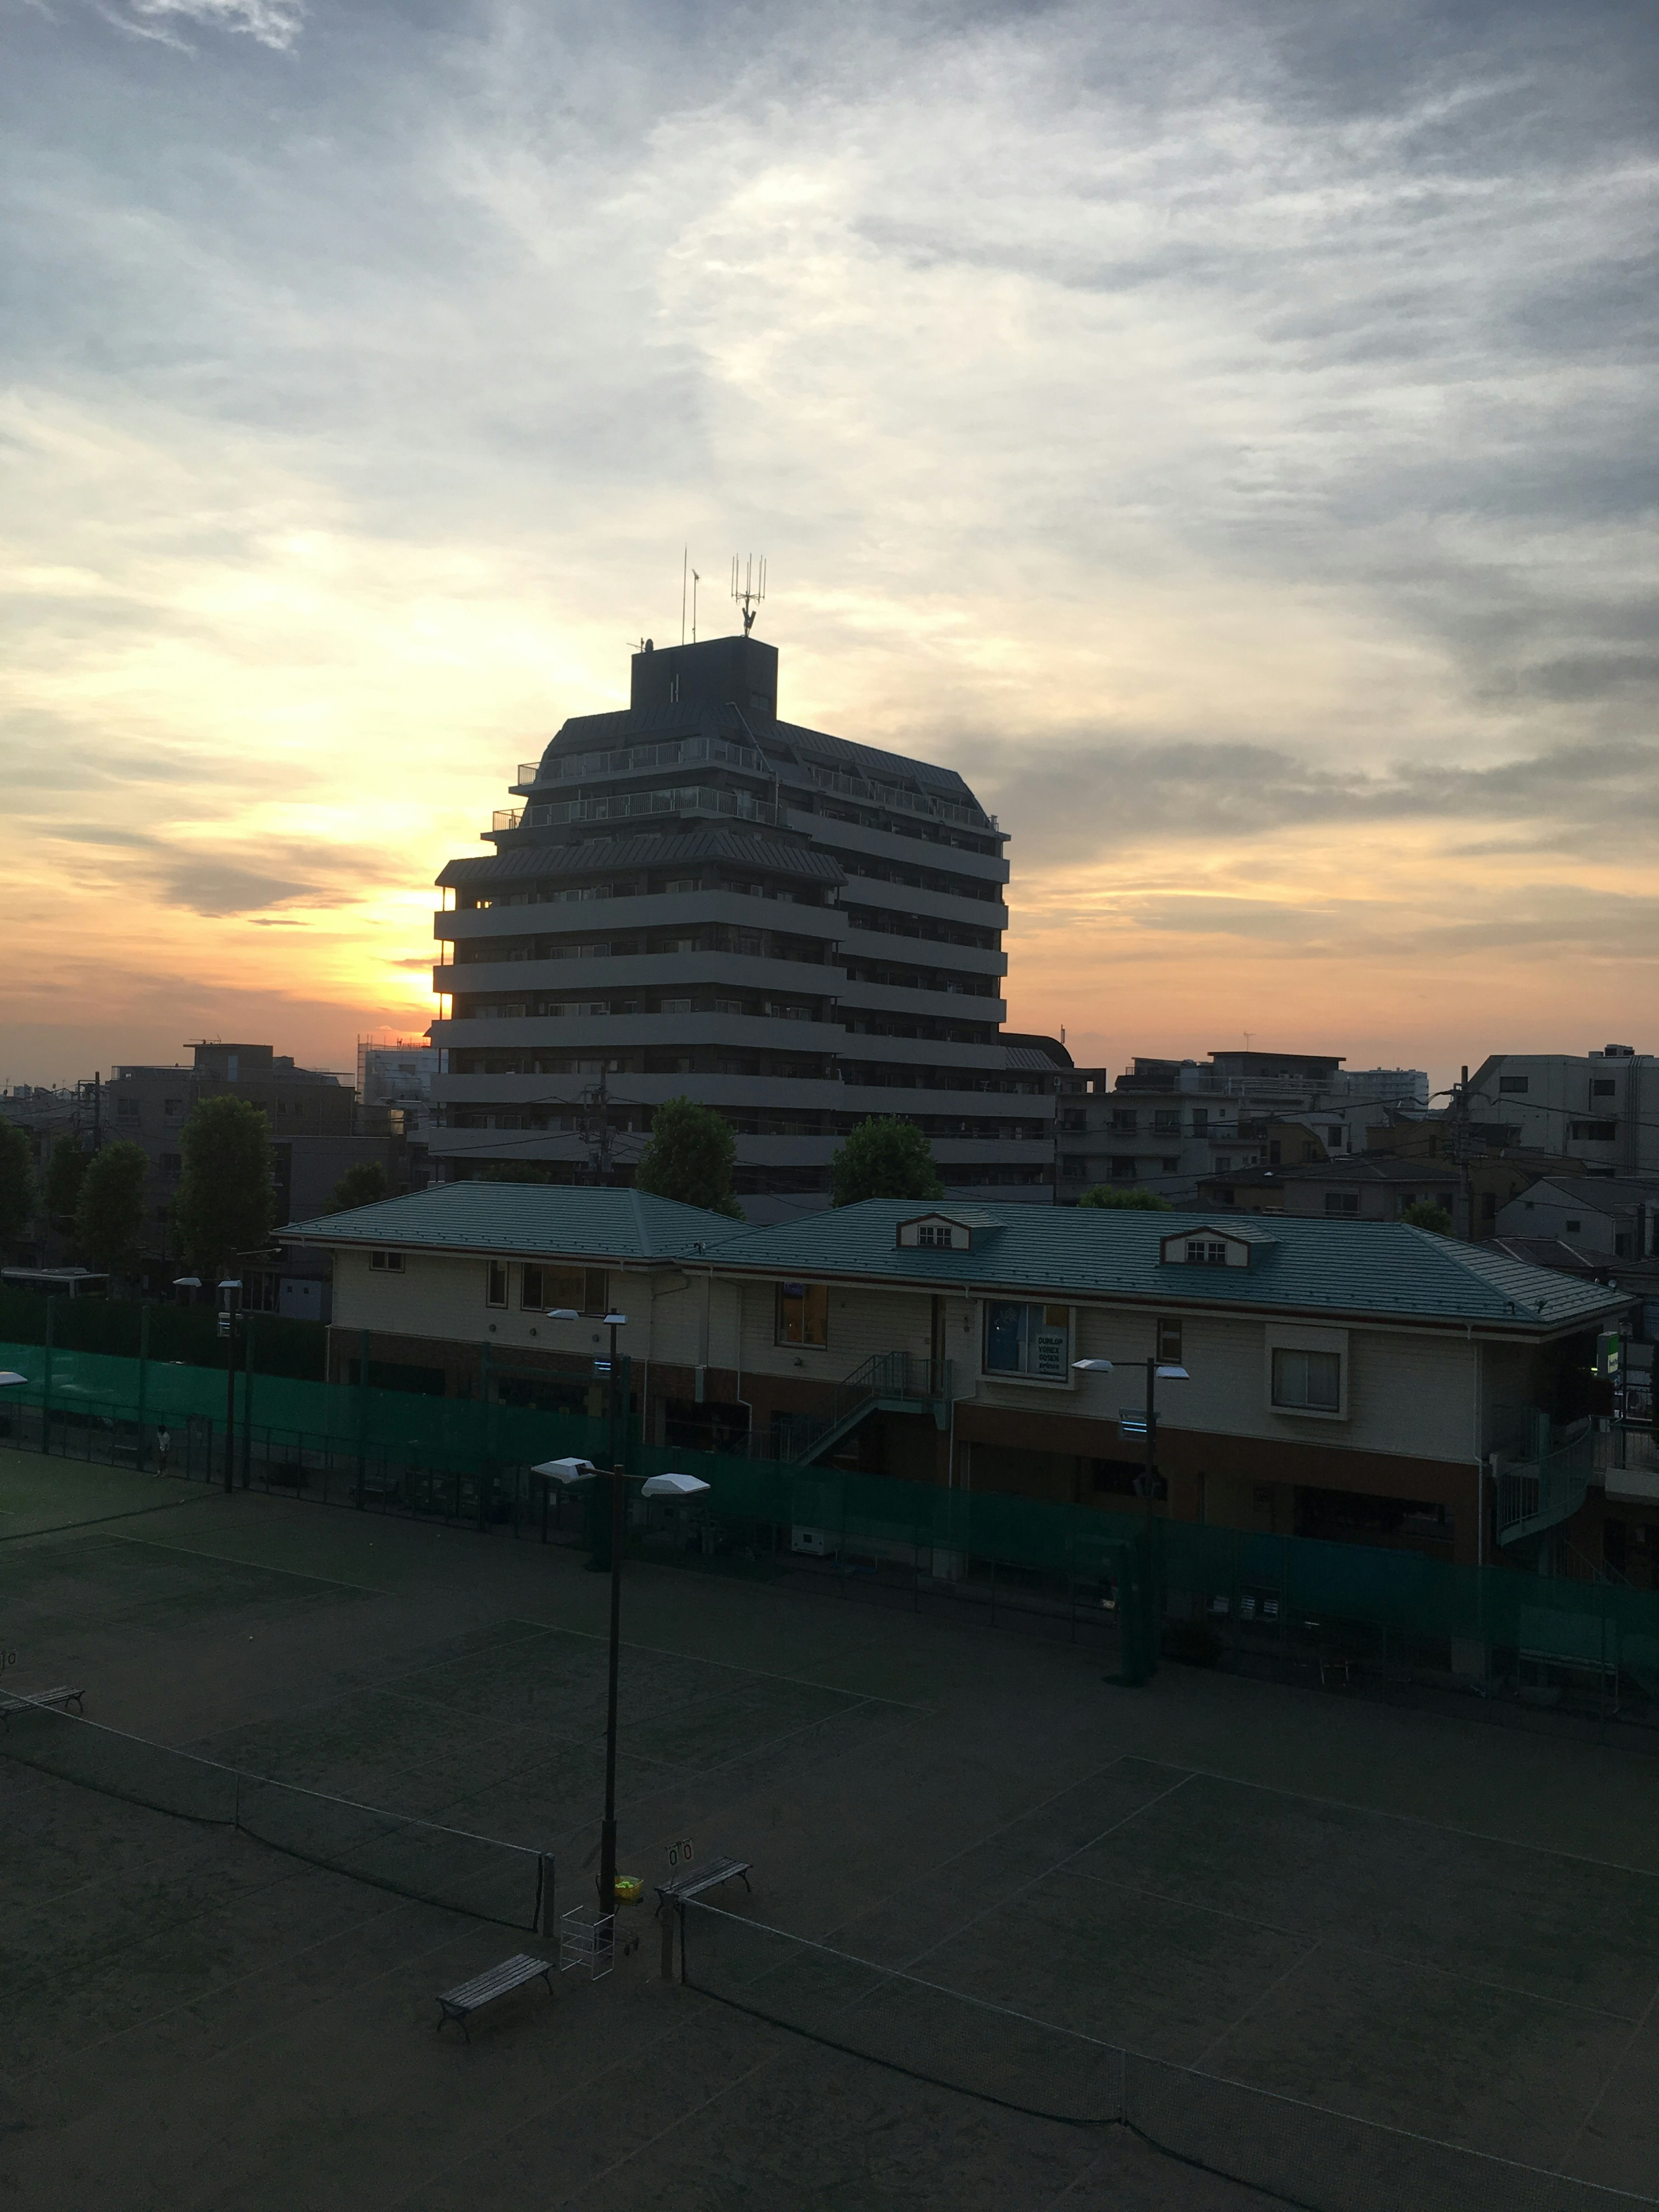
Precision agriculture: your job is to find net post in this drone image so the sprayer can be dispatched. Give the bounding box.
[660,1903,675,1982]
[233,1770,241,1831]
[677,1900,687,1985]
[536,1852,554,1936]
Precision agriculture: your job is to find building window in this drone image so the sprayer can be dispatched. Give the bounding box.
[778,1281,828,1346]
[1153,1110,1180,1135]
[369,1250,405,1273]
[1499,1076,1529,1093]
[1591,1078,1616,1096]
[1157,1319,1182,1363]
[1110,1110,1137,1134]
[116,1097,140,1125]
[1564,1218,1581,1233]
[522,1264,605,1310]
[1109,1155,1136,1179]
[1570,1120,1617,1141]
[1324,1193,1360,1215]
[487,1261,509,1308]
[1272,1348,1341,1412]
[1191,1109,1209,1135]
[160,1153,182,1181]
[1061,1156,1088,1180]
[915,1223,954,1246]
[1160,1157,1180,1173]
[984,1301,1071,1381]
[1185,1239,1228,1265]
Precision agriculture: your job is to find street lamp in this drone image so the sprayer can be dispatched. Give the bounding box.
[548,1307,631,1545]
[217,1279,242,1494]
[531,1456,712,1919]
[1072,1356,1188,1514]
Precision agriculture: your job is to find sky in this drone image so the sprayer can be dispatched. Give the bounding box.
[2,0,1655,1092]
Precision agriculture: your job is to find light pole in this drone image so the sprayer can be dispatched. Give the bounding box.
[531,1456,711,1920]
[216,1279,242,1493]
[1074,1354,1189,1683]
[547,1307,631,1570]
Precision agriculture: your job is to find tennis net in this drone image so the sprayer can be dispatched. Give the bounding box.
[678,1901,1655,2212]
[3,1701,550,1932]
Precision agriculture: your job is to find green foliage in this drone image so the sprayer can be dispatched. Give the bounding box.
[74,1141,150,1277]
[326,1159,389,1214]
[1402,1199,1454,1235]
[829,1117,945,1208]
[634,1095,744,1217]
[44,1139,90,1233]
[1078,1185,1173,1211]
[0,1119,34,1249]
[173,1095,276,1273]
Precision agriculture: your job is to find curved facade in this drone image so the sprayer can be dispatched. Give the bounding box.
[428,634,1060,1219]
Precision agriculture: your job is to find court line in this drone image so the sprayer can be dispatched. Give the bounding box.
[1163,1758,1659,1888]
[1059,1863,1647,2024]
[0,1491,225,1546]
[1551,1972,1659,2179]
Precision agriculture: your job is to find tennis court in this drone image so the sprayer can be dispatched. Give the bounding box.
[3,1442,1657,2210]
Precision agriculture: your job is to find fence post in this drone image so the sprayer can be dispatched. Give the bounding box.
[42,1294,55,1455]
[242,1316,254,1487]
[354,1328,369,1506]
[137,1303,149,1468]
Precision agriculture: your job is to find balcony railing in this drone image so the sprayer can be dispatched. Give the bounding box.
[1493,1408,1596,1545]
[803,763,994,833]
[517,737,766,789]
[490,786,785,836]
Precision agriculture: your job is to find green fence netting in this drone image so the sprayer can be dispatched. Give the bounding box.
[3,1335,1656,1694]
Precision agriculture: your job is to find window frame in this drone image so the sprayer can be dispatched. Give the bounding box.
[1264,1325,1348,1421]
[486,1260,509,1309]
[369,1250,405,1274]
[982,1300,1074,1386]
[1271,1347,1341,1414]
[776,1281,829,1348]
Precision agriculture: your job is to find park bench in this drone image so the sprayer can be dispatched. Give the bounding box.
[0,1685,84,1725]
[654,1856,751,1915]
[435,1954,553,2040]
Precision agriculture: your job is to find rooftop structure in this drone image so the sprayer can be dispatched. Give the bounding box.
[429,633,1062,1221]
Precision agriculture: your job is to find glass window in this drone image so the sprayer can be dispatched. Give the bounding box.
[1324,1193,1359,1215]
[486,1261,509,1308]
[369,1250,405,1273]
[1185,1239,1227,1264]
[1157,1319,1182,1364]
[778,1282,828,1345]
[915,1223,954,1246]
[1272,1348,1341,1412]
[1498,1076,1529,1093]
[983,1302,1070,1380]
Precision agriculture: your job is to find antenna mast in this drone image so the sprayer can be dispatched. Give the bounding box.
[730,554,767,636]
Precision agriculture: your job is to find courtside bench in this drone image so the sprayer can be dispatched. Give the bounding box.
[654,1856,751,1915]
[0,1686,83,1726]
[436,1954,553,2040]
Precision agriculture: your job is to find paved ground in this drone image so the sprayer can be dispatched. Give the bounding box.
[2,1445,1657,2211]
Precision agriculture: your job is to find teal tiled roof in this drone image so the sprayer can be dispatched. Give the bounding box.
[283,1183,732,1262]
[697,1202,1628,1331]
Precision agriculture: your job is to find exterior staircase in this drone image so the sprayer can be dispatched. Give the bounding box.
[1494,1408,1595,1548]
[778,1352,952,1467]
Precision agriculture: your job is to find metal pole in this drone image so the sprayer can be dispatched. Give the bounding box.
[598,1462,626,1916]
[137,1303,149,1469]
[242,1313,254,1487]
[223,1300,235,1494]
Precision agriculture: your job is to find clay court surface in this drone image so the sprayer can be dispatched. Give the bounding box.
[3,1444,1658,2211]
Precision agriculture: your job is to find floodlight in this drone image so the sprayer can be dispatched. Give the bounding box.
[640,1471,711,1499]
[1072,1358,1114,1373]
[173,1275,202,1289]
[532,1457,599,1485]
[545,1307,581,1320]
[1155,1364,1190,1380]
[602,1312,629,1327]
[0,1371,26,1388]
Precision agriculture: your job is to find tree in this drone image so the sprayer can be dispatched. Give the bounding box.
[173,1095,276,1274]
[1402,1199,1454,1235]
[44,1138,90,1236]
[326,1159,389,1214]
[634,1096,744,1217]
[0,1119,33,1252]
[74,1141,150,1278]
[1078,1185,1173,1211]
[829,1117,944,1208]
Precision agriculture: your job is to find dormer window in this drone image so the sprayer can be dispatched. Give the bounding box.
[1186,1239,1228,1265]
[916,1224,953,1248]
[896,1210,994,1251]
[1160,1223,1268,1268]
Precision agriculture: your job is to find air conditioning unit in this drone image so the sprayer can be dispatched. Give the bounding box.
[791,1526,833,1557]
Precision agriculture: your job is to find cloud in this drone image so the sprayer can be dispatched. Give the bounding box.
[87,0,303,51]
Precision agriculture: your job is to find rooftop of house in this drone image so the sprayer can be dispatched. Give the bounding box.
[283,1184,737,1263]
[1503,1176,1659,1213]
[698,1201,1623,1329]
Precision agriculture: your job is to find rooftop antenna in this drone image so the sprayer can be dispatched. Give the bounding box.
[731,554,766,636]
[691,566,702,642]
[680,547,687,646]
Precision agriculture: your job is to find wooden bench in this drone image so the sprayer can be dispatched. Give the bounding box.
[435,1954,553,2040]
[0,1686,84,1725]
[654,1856,751,1915]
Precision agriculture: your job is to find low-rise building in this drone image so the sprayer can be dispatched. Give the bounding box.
[283,1188,1628,1569]
[1055,1052,1427,1202]
[1466,1046,1656,1176]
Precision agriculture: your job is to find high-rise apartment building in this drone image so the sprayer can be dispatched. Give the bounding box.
[429,634,1061,1218]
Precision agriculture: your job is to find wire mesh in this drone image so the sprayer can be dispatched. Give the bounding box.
[679,1902,1657,2212]
[2,1703,549,1932]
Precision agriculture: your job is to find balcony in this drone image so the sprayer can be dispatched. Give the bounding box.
[493,786,785,836]
[1493,1408,1596,1544]
[513,736,767,791]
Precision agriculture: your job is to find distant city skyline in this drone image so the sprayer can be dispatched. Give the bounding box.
[2,0,1653,1093]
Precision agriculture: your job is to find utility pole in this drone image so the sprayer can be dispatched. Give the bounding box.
[1447,1065,1476,1242]
[583,1068,614,1186]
